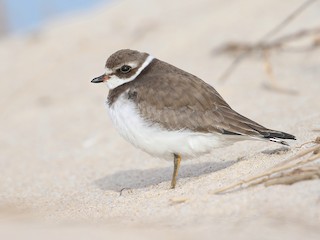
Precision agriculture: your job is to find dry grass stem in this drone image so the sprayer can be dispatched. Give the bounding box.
[295,137,320,148]
[210,137,320,194]
[214,27,320,56]
[169,197,189,206]
[273,144,320,168]
[264,166,320,186]
[216,27,320,83]
[262,50,298,95]
[215,0,318,82]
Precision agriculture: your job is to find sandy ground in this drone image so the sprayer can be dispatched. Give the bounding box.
[0,0,320,239]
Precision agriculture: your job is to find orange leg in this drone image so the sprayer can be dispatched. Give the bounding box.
[171,154,181,189]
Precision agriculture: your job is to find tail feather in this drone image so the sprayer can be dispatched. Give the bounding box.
[259,130,296,145]
[218,109,296,145]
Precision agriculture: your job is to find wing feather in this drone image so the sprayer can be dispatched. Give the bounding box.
[129,59,265,137]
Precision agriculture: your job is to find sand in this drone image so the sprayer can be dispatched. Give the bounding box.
[0,0,320,239]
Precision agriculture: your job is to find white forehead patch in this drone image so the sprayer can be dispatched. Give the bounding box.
[105,55,154,90]
[105,68,113,75]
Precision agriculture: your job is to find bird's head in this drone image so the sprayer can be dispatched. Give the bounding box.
[91,49,154,89]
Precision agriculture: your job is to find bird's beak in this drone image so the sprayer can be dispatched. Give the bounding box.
[91,74,109,83]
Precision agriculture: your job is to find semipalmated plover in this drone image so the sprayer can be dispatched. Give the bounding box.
[92,49,295,189]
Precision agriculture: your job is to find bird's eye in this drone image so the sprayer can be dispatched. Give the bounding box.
[120,65,132,74]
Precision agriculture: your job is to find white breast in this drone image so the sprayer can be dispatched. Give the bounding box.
[107,93,235,159]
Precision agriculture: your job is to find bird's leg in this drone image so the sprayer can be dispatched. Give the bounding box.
[171,153,181,189]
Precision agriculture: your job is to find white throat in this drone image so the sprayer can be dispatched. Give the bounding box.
[106,55,154,89]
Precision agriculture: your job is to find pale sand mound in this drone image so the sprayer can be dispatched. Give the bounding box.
[0,0,320,239]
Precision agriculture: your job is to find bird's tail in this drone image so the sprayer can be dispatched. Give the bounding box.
[218,108,296,145]
[257,129,296,146]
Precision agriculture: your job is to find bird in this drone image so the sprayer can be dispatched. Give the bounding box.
[91,49,296,189]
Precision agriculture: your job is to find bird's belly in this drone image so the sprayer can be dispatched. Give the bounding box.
[107,94,232,159]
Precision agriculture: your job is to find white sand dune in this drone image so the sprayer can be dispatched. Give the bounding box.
[0,0,319,239]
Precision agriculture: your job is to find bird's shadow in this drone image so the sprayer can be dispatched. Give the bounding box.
[94,160,236,191]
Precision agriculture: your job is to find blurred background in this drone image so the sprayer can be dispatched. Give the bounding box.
[0,0,107,36]
[0,1,319,240]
